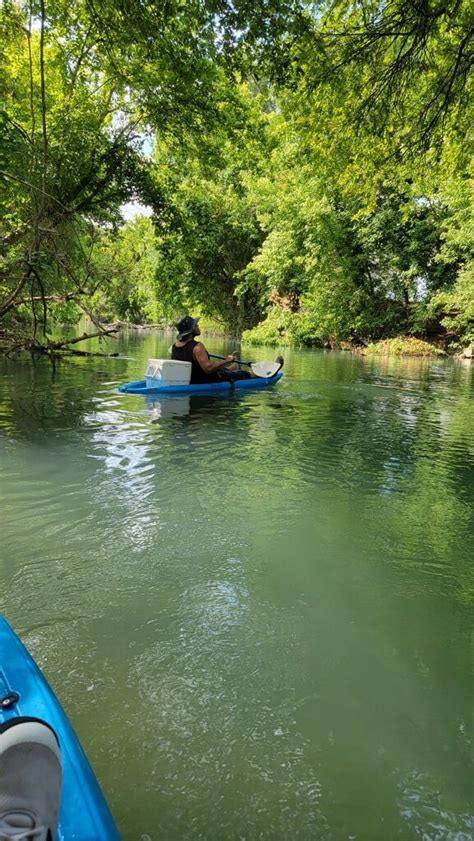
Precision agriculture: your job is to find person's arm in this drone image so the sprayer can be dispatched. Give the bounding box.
[193,343,234,374]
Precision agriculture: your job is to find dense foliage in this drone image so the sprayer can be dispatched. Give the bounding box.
[0,0,472,351]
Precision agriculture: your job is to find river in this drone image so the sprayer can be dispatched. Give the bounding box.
[0,331,472,840]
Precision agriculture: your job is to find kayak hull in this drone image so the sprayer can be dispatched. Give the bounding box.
[118,371,283,395]
[0,616,120,840]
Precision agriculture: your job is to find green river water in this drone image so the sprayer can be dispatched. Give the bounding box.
[0,332,472,841]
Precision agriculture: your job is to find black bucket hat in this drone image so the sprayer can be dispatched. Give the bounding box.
[175,315,199,340]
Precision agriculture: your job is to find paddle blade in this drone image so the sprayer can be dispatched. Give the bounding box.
[250,361,282,378]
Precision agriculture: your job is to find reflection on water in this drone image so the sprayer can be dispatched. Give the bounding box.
[0,337,472,840]
[147,396,191,419]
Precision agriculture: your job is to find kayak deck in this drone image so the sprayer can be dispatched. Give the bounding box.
[0,616,119,840]
[118,371,283,395]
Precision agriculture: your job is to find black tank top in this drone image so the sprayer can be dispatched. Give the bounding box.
[171,339,220,384]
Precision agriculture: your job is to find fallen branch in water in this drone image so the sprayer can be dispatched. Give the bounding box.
[45,325,119,349]
[1,324,121,358]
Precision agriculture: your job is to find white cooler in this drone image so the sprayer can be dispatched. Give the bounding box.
[145,358,191,388]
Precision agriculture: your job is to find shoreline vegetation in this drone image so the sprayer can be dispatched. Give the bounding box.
[1,316,472,360]
[1,1,472,362]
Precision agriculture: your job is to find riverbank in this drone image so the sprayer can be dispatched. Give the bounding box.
[101,320,471,359]
[1,319,472,360]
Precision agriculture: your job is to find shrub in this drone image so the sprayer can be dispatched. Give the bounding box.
[242,307,324,347]
[365,337,445,356]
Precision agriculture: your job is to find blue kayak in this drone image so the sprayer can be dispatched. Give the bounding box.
[0,616,120,840]
[119,371,283,395]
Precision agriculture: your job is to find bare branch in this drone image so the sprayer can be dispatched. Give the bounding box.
[13,292,79,308]
[39,0,48,172]
[26,2,36,139]
[0,271,31,319]
[46,325,119,348]
[68,25,95,96]
[29,266,48,336]
[0,170,72,213]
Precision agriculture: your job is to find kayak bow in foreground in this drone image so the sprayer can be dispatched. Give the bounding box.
[0,616,120,840]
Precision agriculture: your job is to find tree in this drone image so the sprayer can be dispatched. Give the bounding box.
[0,0,300,349]
[90,216,161,324]
[149,85,273,333]
[280,0,473,164]
[0,0,158,350]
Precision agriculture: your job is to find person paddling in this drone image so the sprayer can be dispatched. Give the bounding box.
[171,316,252,384]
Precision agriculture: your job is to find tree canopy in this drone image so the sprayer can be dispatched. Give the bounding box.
[0,0,472,352]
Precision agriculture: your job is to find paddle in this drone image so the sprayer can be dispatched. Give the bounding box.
[209,354,283,379]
